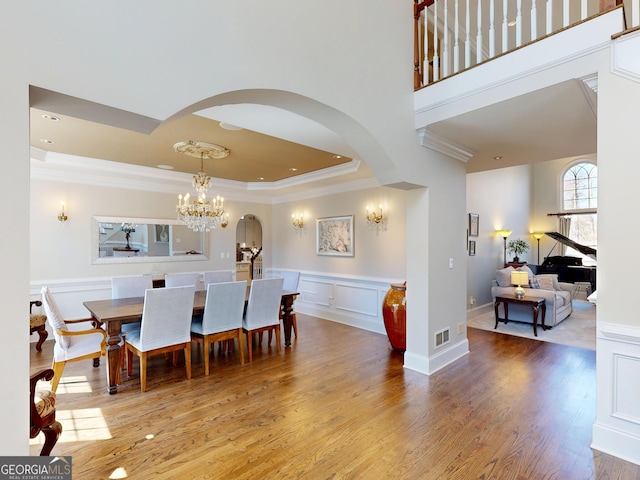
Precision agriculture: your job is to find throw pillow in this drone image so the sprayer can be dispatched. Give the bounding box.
[536,274,560,291]
[537,276,555,291]
[529,278,541,289]
[496,266,515,287]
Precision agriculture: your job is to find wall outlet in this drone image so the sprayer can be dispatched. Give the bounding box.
[448,258,454,269]
[469,296,476,305]
[457,322,465,334]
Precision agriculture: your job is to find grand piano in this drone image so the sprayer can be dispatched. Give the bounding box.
[531,232,597,292]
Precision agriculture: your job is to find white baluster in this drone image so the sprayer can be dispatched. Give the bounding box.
[516,0,522,47]
[465,0,471,68]
[634,0,639,27]
[581,0,587,20]
[502,0,508,54]
[531,0,537,41]
[443,0,449,78]
[454,0,460,72]
[423,9,430,85]
[546,0,553,35]
[563,0,569,28]
[476,0,483,64]
[433,0,439,82]
[489,0,495,58]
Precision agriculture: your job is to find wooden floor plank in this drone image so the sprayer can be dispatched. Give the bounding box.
[29,315,640,479]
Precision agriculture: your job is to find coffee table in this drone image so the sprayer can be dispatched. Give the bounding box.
[494,294,547,337]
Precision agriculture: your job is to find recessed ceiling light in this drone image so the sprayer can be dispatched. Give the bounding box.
[219,122,243,131]
[494,156,503,160]
[258,177,265,181]
[40,139,54,144]
[289,168,298,172]
[42,114,60,121]
[156,164,175,170]
[332,154,343,159]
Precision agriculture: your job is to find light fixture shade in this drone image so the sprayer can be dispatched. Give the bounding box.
[511,271,529,286]
[532,232,544,240]
[497,229,512,239]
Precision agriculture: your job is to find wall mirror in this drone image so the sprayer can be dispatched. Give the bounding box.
[91,216,208,264]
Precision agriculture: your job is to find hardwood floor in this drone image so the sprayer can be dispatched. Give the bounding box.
[30,314,640,479]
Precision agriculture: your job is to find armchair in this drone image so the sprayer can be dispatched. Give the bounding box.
[30,369,62,456]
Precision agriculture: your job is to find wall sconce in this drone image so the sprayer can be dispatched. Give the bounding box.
[366,205,387,234]
[532,232,544,263]
[496,229,512,265]
[292,214,304,235]
[57,203,68,223]
[220,213,229,228]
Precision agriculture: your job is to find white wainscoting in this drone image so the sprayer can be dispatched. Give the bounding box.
[591,321,640,466]
[269,269,403,335]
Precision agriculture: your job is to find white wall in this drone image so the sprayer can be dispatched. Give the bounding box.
[466,165,532,307]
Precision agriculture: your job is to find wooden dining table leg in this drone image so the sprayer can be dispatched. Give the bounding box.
[105,320,123,394]
[281,294,297,347]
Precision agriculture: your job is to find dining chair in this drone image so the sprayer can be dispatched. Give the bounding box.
[40,286,107,392]
[191,281,247,375]
[242,277,284,363]
[279,271,301,338]
[125,285,196,392]
[111,275,153,374]
[30,369,62,456]
[164,272,201,289]
[203,270,234,285]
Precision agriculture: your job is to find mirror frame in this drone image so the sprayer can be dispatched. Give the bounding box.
[91,216,208,265]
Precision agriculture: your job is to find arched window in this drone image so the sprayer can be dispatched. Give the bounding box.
[563,162,597,210]
[562,162,597,265]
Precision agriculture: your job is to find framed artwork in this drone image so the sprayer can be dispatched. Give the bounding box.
[469,240,476,256]
[468,213,479,237]
[154,224,170,243]
[316,215,354,257]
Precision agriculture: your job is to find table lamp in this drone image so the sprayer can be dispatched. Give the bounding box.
[511,271,528,299]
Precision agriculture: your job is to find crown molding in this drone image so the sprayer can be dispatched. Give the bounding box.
[417,128,475,162]
[30,148,372,204]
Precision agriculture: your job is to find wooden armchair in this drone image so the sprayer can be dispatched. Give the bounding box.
[30,369,62,456]
[30,300,48,352]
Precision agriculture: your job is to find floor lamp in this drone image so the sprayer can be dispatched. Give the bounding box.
[496,230,512,266]
[532,232,544,264]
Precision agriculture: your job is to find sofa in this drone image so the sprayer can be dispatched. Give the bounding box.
[491,265,574,327]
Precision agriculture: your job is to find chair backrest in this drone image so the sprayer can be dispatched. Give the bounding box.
[40,286,69,349]
[280,271,300,292]
[244,277,284,330]
[164,272,201,289]
[201,281,247,334]
[203,270,234,285]
[139,285,196,351]
[111,275,153,299]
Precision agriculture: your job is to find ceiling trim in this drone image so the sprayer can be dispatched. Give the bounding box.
[417,128,475,162]
[30,148,371,204]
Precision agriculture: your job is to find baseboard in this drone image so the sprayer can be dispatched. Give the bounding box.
[592,423,640,466]
[404,338,469,376]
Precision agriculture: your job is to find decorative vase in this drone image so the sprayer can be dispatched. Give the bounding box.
[382,282,406,352]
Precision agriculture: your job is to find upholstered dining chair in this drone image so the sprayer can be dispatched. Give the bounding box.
[203,270,234,286]
[242,277,284,363]
[30,369,62,456]
[111,275,153,374]
[279,271,301,338]
[40,286,107,392]
[125,285,196,392]
[191,280,247,375]
[30,300,48,352]
[164,272,201,289]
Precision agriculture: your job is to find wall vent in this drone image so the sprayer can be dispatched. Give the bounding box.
[435,328,450,347]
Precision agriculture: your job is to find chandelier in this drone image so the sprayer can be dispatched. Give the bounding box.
[175,141,229,232]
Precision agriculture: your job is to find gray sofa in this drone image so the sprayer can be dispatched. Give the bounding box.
[491,267,574,327]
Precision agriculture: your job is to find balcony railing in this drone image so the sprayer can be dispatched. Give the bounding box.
[414,0,637,89]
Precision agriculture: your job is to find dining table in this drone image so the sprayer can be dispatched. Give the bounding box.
[83,287,299,394]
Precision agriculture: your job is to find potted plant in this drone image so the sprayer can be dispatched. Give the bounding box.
[506,239,529,263]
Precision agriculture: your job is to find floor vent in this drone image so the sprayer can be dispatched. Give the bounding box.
[435,328,450,347]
